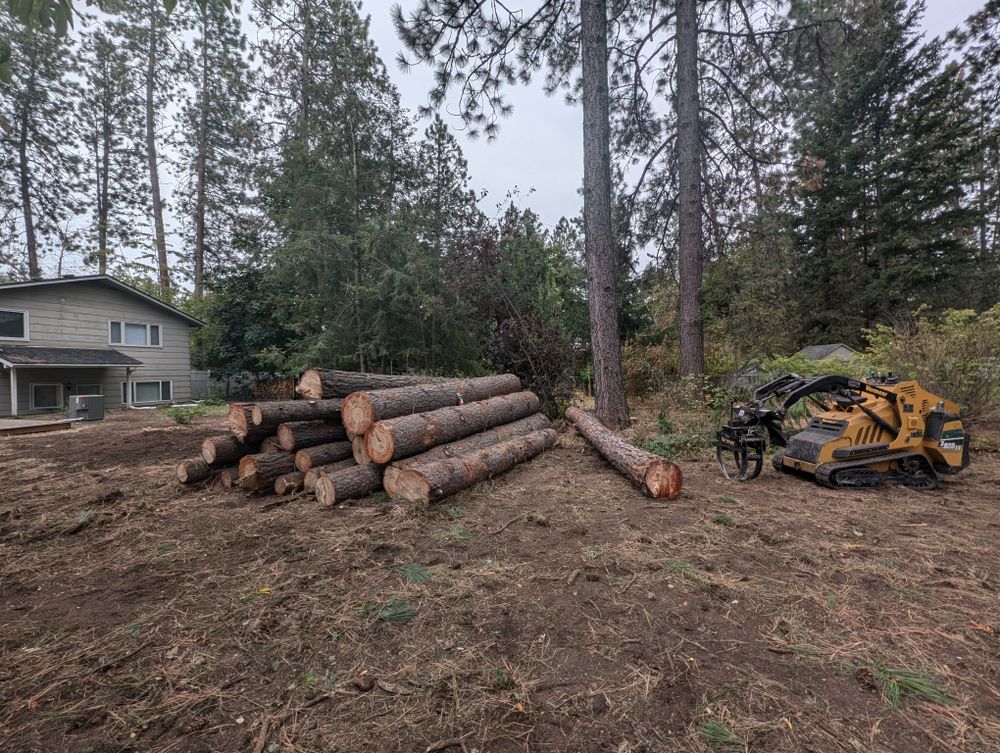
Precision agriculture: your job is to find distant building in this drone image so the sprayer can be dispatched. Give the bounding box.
[795,343,858,361]
[0,275,203,417]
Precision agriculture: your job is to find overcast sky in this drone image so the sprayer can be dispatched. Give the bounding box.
[365,0,988,231]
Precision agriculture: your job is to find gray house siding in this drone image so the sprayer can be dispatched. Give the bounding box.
[0,281,197,416]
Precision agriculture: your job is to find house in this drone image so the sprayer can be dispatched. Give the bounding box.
[795,343,859,362]
[0,275,203,417]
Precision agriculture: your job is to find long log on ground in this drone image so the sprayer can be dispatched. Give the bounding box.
[383,413,552,497]
[392,428,557,504]
[315,464,384,505]
[294,441,353,473]
[341,374,522,436]
[252,398,343,429]
[201,435,257,465]
[177,457,214,484]
[275,421,348,452]
[274,472,305,495]
[352,435,370,465]
[304,458,357,493]
[238,452,296,492]
[297,369,445,400]
[228,404,271,443]
[565,406,682,499]
[365,391,541,464]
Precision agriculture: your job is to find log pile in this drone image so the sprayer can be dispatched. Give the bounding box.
[174,368,555,504]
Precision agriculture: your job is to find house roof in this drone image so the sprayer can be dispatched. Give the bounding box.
[0,345,143,367]
[0,275,203,326]
[796,343,858,360]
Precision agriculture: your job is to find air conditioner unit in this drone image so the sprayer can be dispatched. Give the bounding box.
[69,394,105,421]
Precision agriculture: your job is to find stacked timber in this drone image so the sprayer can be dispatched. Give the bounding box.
[176,368,557,504]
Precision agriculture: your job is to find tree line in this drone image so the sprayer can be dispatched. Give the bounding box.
[1,0,998,420]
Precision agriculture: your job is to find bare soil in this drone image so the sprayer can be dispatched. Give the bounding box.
[1,406,998,753]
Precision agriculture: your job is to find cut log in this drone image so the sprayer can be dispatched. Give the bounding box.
[294,441,353,473]
[238,452,296,492]
[352,435,370,465]
[201,434,256,465]
[296,368,444,400]
[314,464,384,505]
[176,457,213,484]
[219,467,238,488]
[274,472,305,495]
[341,374,522,436]
[228,404,271,443]
[260,436,281,455]
[393,428,557,504]
[276,421,348,452]
[252,398,343,429]
[565,406,682,499]
[304,458,357,493]
[365,391,541,464]
[383,413,551,497]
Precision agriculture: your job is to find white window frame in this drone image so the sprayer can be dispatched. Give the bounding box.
[108,320,163,348]
[122,380,172,405]
[29,383,63,410]
[75,384,103,396]
[0,308,29,341]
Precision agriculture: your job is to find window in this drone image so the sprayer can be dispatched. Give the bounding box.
[30,384,63,410]
[0,309,27,340]
[75,384,102,396]
[109,321,161,347]
[122,380,172,404]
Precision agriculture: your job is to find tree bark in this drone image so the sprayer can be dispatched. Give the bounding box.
[581,0,630,429]
[176,457,213,484]
[383,413,551,497]
[314,464,383,505]
[275,420,348,452]
[145,0,170,295]
[294,440,353,473]
[17,54,39,279]
[201,434,257,465]
[192,3,209,297]
[238,452,296,492]
[296,369,443,400]
[228,403,272,443]
[341,374,522,436]
[676,0,704,379]
[274,471,305,495]
[304,458,356,493]
[392,429,557,504]
[566,406,682,499]
[260,436,281,454]
[252,398,343,429]
[365,391,541,464]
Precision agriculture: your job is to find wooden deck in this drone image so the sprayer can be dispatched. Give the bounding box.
[0,418,81,437]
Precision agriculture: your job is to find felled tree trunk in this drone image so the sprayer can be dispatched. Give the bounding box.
[304,458,357,493]
[383,413,551,497]
[177,457,213,484]
[365,391,541,464]
[341,374,522,436]
[252,398,343,429]
[274,472,305,495]
[297,369,444,400]
[314,464,384,505]
[260,436,281,454]
[238,452,296,492]
[276,421,348,452]
[392,429,557,504]
[228,404,271,443]
[294,441,353,473]
[566,406,682,499]
[201,435,256,465]
[219,467,238,488]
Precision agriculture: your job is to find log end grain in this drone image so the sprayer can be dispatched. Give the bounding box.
[228,404,252,441]
[296,369,323,400]
[275,472,305,495]
[315,475,336,504]
[393,469,431,504]
[365,422,395,464]
[644,460,683,499]
[352,435,371,465]
[177,458,211,484]
[341,392,375,436]
[251,403,265,427]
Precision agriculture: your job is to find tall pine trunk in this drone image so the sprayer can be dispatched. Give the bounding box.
[96,83,111,275]
[145,0,170,295]
[192,6,210,297]
[676,0,704,379]
[580,0,629,429]
[18,51,39,280]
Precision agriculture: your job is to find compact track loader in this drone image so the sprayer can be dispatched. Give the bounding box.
[715,374,969,488]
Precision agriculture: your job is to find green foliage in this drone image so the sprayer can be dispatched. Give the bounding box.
[394,564,431,584]
[698,719,741,747]
[365,599,418,627]
[874,666,956,709]
[711,513,735,527]
[863,305,1000,419]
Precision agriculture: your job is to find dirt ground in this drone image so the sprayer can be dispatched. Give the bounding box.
[1,405,998,753]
